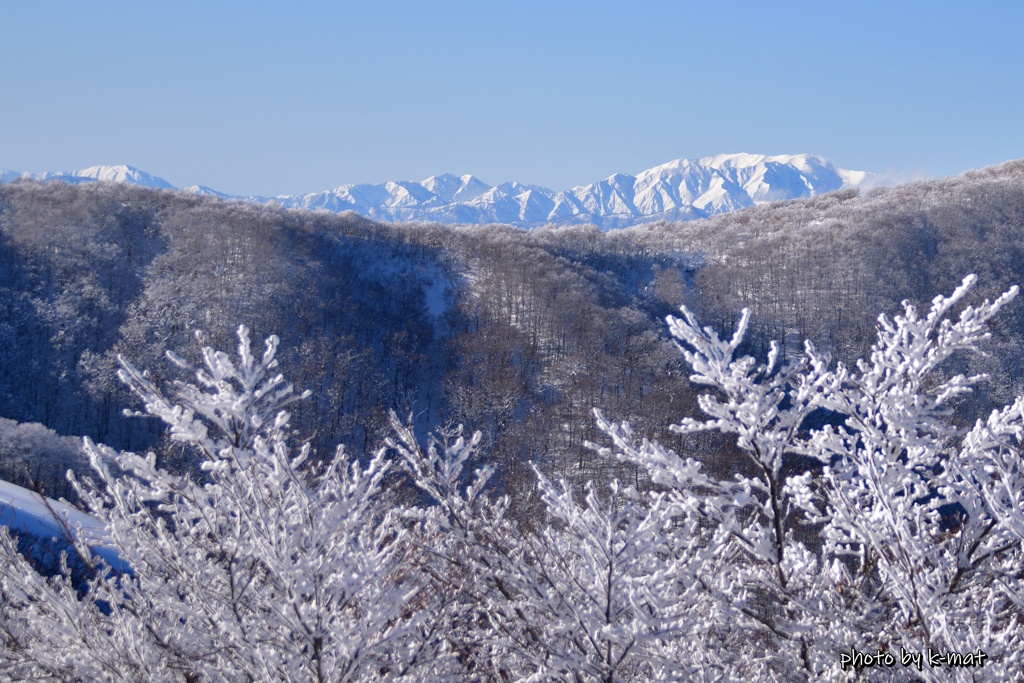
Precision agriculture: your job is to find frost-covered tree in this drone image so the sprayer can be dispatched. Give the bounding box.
[502,472,718,682]
[2,276,1024,681]
[599,275,1024,680]
[0,418,86,500]
[809,276,1024,680]
[392,414,720,682]
[0,326,446,682]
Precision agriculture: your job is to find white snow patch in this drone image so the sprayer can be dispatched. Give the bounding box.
[0,478,121,567]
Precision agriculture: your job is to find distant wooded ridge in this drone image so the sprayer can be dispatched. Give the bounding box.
[3,161,1024,679]
[0,160,1023,504]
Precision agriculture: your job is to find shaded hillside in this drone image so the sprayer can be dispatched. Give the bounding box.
[629,160,1024,405]
[0,181,698,499]
[0,182,454,461]
[2,161,1024,498]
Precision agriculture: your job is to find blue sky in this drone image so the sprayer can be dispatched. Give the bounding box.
[2,1,1022,196]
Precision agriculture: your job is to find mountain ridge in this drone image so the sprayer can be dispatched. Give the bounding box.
[1,153,870,228]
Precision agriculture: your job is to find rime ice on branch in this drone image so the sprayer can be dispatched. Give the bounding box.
[1,279,1023,681]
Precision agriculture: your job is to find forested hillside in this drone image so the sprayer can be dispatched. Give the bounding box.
[4,163,1024,680]
[2,160,1024,498]
[0,180,697,501]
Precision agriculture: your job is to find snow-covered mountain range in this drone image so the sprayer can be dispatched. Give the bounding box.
[2,154,870,228]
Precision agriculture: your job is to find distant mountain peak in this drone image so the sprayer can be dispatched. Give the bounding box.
[1,164,175,190]
[68,164,175,189]
[2,154,870,229]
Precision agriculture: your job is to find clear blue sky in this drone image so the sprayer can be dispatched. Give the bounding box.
[2,1,1022,196]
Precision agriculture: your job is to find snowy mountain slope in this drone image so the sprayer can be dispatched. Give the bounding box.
[1,164,175,190]
[1,154,870,228]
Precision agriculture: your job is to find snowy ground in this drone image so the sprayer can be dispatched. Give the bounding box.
[0,479,121,567]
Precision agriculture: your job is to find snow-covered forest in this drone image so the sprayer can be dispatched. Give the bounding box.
[1,161,1024,680]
